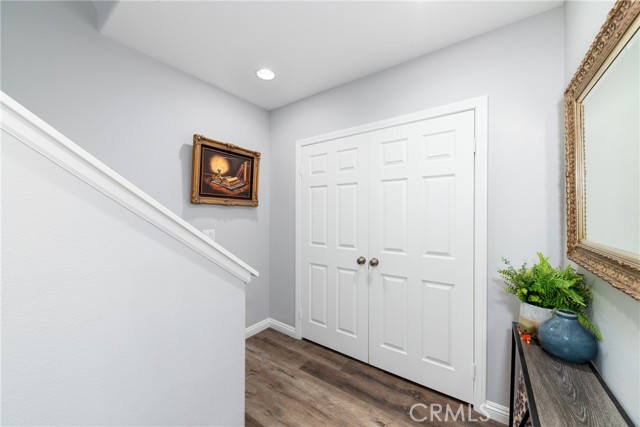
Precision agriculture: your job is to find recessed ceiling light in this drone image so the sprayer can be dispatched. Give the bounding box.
[256,68,276,81]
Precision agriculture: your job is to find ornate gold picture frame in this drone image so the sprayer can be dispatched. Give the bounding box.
[565,0,640,300]
[191,134,260,207]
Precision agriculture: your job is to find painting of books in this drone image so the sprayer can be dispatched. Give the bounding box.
[191,135,260,207]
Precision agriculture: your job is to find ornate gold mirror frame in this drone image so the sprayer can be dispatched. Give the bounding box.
[565,0,640,300]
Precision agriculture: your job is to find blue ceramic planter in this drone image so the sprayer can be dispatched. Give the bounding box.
[538,309,597,364]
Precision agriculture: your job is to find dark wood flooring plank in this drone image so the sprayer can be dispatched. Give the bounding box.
[303,358,496,427]
[293,339,352,370]
[245,412,265,427]
[247,328,501,427]
[246,333,310,370]
[259,328,351,369]
[300,358,447,427]
[246,351,414,427]
[341,360,468,410]
[246,351,350,427]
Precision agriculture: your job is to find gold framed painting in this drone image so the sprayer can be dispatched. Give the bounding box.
[191,134,260,207]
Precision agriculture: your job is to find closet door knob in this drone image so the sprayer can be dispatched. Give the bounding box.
[357,256,366,265]
[369,258,379,267]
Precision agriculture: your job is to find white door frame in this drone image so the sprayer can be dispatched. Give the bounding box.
[294,96,488,410]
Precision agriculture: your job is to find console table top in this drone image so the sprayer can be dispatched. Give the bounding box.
[511,322,633,427]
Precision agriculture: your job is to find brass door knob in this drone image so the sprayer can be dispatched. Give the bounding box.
[357,256,366,265]
[369,258,379,267]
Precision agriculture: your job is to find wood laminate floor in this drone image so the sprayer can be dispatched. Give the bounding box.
[246,328,502,427]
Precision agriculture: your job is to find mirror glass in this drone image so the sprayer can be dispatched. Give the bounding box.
[582,29,640,258]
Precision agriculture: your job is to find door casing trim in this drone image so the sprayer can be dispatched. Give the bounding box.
[294,96,488,410]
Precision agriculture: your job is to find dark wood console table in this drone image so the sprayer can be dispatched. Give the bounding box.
[509,322,633,427]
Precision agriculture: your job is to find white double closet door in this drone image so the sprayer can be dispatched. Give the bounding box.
[300,110,476,403]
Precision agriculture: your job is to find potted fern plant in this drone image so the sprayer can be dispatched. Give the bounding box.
[499,252,602,340]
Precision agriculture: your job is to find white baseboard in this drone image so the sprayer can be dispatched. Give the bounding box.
[245,318,297,339]
[481,400,509,425]
[268,318,297,338]
[245,318,271,338]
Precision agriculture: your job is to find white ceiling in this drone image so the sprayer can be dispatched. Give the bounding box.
[97,1,562,111]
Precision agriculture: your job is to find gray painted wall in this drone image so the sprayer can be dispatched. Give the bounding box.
[3,132,246,426]
[0,1,270,327]
[564,1,640,423]
[269,8,565,407]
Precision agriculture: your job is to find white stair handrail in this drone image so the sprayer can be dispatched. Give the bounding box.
[1,91,258,283]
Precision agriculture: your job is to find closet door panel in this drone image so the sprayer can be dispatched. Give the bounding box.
[300,135,369,362]
[368,111,475,403]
